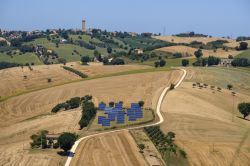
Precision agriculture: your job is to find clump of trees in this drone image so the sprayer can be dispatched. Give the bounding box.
[51,97,81,113]
[144,126,187,165]
[81,56,90,65]
[79,96,97,129]
[155,59,166,68]
[30,130,49,149]
[63,66,88,78]
[238,102,250,119]
[231,58,250,67]
[236,36,250,42]
[138,101,145,107]
[58,132,78,153]
[236,42,248,50]
[0,62,21,70]
[182,59,189,66]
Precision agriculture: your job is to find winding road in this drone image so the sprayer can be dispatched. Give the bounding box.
[65,68,187,166]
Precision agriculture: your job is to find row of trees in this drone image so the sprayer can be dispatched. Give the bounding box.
[144,126,186,165]
[231,58,250,67]
[79,95,97,129]
[62,66,88,78]
[51,97,82,113]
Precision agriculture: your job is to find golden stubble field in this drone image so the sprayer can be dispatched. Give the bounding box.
[70,130,148,166]
[153,35,234,44]
[0,69,182,166]
[0,63,150,99]
[161,80,250,166]
[156,45,241,58]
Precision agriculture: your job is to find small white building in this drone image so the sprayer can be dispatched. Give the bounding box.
[60,39,68,43]
[220,58,233,67]
[134,49,143,55]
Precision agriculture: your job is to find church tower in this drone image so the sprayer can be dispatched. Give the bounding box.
[82,19,86,32]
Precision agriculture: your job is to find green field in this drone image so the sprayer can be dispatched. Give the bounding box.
[0,52,42,65]
[235,49,250,60]
[186,67,250,95]
[89,108,154,130]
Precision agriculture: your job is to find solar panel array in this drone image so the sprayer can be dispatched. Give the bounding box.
[97,102,143,126]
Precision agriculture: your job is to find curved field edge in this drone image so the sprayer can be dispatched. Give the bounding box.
[0,66,172,102]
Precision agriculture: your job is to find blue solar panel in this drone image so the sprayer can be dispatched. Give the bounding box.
[98,116,105,124]
[115,103,123,109]
[108,113,116,121]
[98,103,106,110]
[102,118,110,126]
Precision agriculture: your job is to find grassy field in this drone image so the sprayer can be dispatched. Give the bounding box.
[185,67,250,95]
[28,38,94,62]
[235,49,250,60]
[0,52,42,65]
[89,108,154,130]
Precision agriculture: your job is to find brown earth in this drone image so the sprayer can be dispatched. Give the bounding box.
[161,82,250,166]
[70,130,148,166]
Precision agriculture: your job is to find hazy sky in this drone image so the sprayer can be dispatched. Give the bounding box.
[0,0,249,37]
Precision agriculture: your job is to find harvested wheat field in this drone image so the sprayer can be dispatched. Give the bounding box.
[0,69,182,166]
[224,40,250,48]
[157,45,241,58]
[160,73,250,166]
[153,35,234,44]
[70,130,148,166]
[0,108,81,166]
[0,63,150,99]
[71,62,150,77]
[0,64,79,98]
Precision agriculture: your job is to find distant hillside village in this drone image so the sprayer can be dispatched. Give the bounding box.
[0,21,249,69]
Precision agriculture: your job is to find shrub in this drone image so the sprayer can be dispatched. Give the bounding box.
[179,149,187,158]
[138,101,145,107]
[182,59,189,66]
[173,52,182,58]
[170,83,175,90]
[81,56,90,65]
[47,78,52,83]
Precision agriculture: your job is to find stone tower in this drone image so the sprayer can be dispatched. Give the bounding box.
[82,19,86,32]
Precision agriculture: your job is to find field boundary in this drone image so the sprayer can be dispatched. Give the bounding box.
[64,68,187,166]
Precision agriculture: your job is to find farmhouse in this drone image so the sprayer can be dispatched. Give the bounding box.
[219,58,233,66]
[134,48,144,55]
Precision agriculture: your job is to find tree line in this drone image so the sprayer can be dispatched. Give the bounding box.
[62,66,88,78]
[144,126,187,165]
